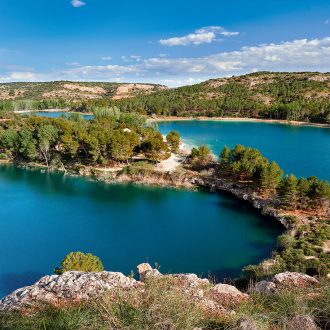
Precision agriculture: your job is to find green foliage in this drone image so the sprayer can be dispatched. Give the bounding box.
[279,174,298,209]
[55,252,104,275]
[277,234,296,249]
[0,113,172,166]
[258,161,283,193]
[141,131,170,163]
[219,145,230,167]
[166,131,180,152]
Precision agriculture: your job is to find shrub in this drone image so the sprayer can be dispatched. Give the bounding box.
[55,252,104,275]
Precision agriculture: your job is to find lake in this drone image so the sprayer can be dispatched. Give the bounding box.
[158,120,330,181]
[4,113,328,298]
[0,165,283,297]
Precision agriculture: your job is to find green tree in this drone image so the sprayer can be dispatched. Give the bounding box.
[279,174,298,209]
[166,131,180,152]
[55,252,104,275]
[259,161,283,194]
[110,129,139,162]
[219,146,230,167]
[18,128,37,161]
[142,133,170,163]
[37,124,59,167]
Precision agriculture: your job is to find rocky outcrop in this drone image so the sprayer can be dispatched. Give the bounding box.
[273,272,319,288]
[252,280,276,294]
[208,284,249,306]
[0,271,141,311]
[0,267,320,316]
[252,272,319,294]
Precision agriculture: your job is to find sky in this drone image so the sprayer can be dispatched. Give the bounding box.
[0,0,330,86]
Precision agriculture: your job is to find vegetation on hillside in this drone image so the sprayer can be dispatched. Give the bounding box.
[213,145,330,278]
[75,72,330,124]
[1,72,330,124]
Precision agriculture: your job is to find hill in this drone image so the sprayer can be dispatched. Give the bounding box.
[1,72,330,123]
[0,81,167,101]
[108,71,330,123]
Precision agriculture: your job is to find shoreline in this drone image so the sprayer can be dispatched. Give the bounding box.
[150,116,330,128]
[11,110,330,128]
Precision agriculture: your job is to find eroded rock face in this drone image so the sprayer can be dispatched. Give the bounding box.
[273,272,319,288]
[0,271,141,311]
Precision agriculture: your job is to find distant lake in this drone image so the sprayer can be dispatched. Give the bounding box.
[0,165,283,297]
[158,120,330,181]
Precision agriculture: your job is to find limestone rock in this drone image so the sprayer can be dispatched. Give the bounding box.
[253,280,276,294]
[136,263,162,282]
[0,271,141,311]
[236,317,258,330]
[287,315,319,330]
[273,272,318,288]
[207,284,248,305]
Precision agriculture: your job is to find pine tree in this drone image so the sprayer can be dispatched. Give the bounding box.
[279,174,298,209]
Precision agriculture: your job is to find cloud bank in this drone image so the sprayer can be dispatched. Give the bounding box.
[159,26,239,46]
[2,37,330,86]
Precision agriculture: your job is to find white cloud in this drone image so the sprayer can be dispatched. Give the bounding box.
[65,62,81,66]
[0,72,38,82]
[159,26,239,46]
[101,57,112,61]
[2,37,330,87]
[71,0,86,8]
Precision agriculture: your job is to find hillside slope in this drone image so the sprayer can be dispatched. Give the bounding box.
[1,72,330,123]
[0,81,167,101]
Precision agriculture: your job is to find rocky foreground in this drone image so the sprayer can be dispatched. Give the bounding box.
[0,264,322,329]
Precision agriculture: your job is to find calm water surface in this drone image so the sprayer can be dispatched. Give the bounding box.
[0,165,282,297]
[158,120,330,181]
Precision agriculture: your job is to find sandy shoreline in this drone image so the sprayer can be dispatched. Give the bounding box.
[150,116,330,128]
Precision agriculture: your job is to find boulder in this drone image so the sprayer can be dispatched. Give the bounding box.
[207,284,248,306]
[0,271,141,311]
[286,315,319,330]
[273,272,318,288]
[253,280,276,294]
[236,317,258,330]
[136,263,162,282]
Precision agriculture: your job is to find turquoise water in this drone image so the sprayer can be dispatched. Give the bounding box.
[0,165,283,297]
[158,120,330,181]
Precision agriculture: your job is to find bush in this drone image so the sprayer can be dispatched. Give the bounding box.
[55,252,104,275]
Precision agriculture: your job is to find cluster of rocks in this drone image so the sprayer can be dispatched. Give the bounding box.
[0,263,317,311]
[0,265,320,329]
[252,271,319,294]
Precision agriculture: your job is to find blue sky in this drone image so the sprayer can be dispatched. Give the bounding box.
[0,0,330,86]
